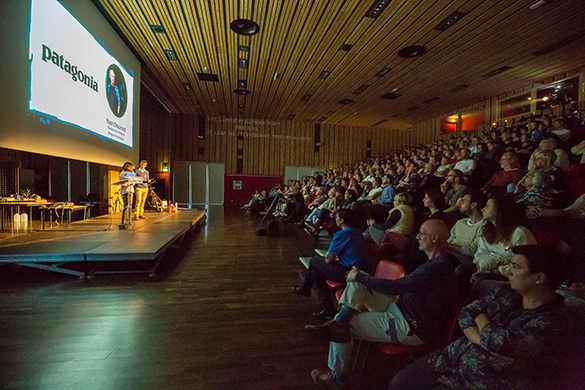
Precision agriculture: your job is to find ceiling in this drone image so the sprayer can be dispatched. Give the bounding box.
[94,0,585,129]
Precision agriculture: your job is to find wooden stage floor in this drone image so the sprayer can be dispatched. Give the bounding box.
[0,209,207,276]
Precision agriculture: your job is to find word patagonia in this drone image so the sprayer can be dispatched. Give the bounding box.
[41,44,98,92]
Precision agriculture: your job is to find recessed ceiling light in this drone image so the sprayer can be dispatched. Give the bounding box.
[230,19,260,35]
[532,34,580,56]
[197,73,219,82]
[449,84,470,93]
[529,0,546,10]
[422,97,440,104]
[376,67,391,77]
[398,45,426,58]
[164,50,178,61]
[238,79,247,89]
[338,99,354,105]
[392,87,399,92]
[340,44,354,51]
[183,83,191,91]
[234,88,251,95]
[365,0,393,18]
[150,24,166,34]
[318,71,331,80]
[239,59,248,68]
[353,84,370,95]
[238,104,245,108]
[381,92,401,100]
[482,66,512,78]
[238,45,250,52]
[273,72,279,80]
[434,12,465,32]
[288,114,296,120]
[301,94,312,102]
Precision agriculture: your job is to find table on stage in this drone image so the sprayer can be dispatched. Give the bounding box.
[0,201,48,230]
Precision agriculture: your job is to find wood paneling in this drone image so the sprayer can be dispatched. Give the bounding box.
[140,112,411,176]
[94,0,585,128]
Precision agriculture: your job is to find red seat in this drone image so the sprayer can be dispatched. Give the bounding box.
[326,279,345,290]
[334,261,405,302]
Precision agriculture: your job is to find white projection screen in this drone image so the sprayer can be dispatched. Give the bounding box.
[0,0,140,166]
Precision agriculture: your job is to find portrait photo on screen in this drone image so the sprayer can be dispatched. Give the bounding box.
[106,64,127,118]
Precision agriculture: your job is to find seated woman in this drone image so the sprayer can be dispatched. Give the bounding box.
[514,169,553,211]
[363,192,414,246]
[422,188,448,224]
[388,245,579,390]
[434,156,452,178]
[458,196,536,296]
[340,189,358,210]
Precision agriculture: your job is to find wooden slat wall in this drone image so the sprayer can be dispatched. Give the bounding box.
[140,112,411,176]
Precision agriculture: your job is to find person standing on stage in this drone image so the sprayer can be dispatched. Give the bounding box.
[134,160,149,219]
[119,162,135,228]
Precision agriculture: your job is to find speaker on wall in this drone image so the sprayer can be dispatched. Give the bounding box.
[314,123,321,153]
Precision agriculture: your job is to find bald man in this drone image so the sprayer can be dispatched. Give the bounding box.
[306,220,458,389]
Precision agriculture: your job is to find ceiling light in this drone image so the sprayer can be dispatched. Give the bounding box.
[543,96,549,101]
[376,67,391,77]
[239,58,248,68]
[392,87,399,92]
[532,34,580,56]
[434,12,465,32]
[273,72,279,80]
[183,83,191,91]
[318,70,331,80]
[230,19,260,35]
[340,44,354,51]
[238,45,250,52]
[422,97,439,104]
[398,45,426,58]
[381,93,401,100]
[338,99,354,105]
[234,88,251,95]
[150,24,166,34]
[353,84,370,95]
[481,66,512,78]
[164,50,178,61]
[288,114,296,120]
[301,94,312,102]
[449,84,469,93]
[529,0,546,10]
[365,0,393,18]
[197,73,219,82]
[238,79,247,89]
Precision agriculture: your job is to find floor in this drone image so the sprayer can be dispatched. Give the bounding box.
[0,206,395,390]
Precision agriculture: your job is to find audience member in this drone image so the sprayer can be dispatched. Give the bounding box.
[388,245,579,390]
[306,220,457,389]
[293,210,367,320]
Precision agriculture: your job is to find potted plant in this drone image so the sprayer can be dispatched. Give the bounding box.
[20,188,32,199]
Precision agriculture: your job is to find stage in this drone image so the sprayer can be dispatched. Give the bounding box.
[0,209,207,277]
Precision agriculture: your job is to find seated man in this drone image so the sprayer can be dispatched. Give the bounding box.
[305,219,457,389]
[454,148,476,177]
[388,245,580,390]
[447,192,486,291]
[441,169,470,214]
[481,152,524,196]
[293,210,366,320]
